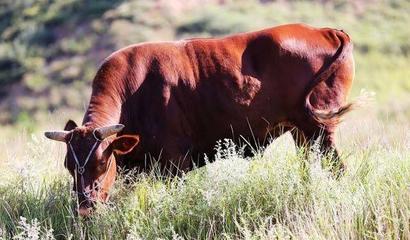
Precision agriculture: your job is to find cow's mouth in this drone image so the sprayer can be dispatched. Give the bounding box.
[78,205,93,217]
[76,191,110,217]
[75,198,93,217]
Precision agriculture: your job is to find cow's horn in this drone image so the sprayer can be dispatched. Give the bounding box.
[95,124,124,139]
[44,131,70,142]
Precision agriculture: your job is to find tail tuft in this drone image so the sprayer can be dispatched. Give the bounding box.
[308,102,354,125]
[307,89,374,126]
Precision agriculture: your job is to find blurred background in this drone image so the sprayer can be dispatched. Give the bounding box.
[0,0,409,135]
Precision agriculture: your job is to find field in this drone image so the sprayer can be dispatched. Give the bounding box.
[0,0,409,239]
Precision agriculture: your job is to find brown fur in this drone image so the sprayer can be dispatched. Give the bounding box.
[82,23,354,172]
[54,23,355,215]
[304,29,354,127]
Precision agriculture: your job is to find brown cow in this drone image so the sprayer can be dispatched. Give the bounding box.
[45,23,354,216]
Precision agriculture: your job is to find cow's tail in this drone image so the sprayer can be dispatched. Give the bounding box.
[304,29,354,127]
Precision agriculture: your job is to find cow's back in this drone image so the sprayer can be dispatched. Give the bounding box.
[86,23,354,171]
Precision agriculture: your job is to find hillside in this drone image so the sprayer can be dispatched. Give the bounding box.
[0,0,409,130]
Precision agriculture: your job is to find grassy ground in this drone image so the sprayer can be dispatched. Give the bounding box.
[0,110,409,239]
[1,0,410,239]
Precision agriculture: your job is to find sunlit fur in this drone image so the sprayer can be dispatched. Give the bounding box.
[55,23,355,216]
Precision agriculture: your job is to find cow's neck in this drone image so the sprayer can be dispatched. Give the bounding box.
[82,93,122,128]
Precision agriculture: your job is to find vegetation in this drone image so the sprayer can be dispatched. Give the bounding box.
[1,122,409,239]
[0,0,409,239]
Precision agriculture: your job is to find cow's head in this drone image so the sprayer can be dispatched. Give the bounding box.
[44,120,139,217]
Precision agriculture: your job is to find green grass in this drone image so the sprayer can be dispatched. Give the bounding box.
[1,116,409,239]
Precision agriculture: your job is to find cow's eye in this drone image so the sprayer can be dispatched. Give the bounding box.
[98,160,107,168]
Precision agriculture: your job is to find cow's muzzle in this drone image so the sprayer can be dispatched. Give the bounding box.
[76,191,109,217]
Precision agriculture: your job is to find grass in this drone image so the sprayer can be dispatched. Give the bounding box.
[0,113,409,239]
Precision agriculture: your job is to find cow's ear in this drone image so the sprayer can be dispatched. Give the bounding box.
[110,135,140,155]
[64,120,77,131]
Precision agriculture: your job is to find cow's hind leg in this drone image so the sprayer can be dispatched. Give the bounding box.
[317,128,344,176]
[294,122,345,177]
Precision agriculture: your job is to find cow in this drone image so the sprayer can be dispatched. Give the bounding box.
[45,23,355,217]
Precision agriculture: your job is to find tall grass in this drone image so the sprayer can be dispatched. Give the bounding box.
[1,115,409,239]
